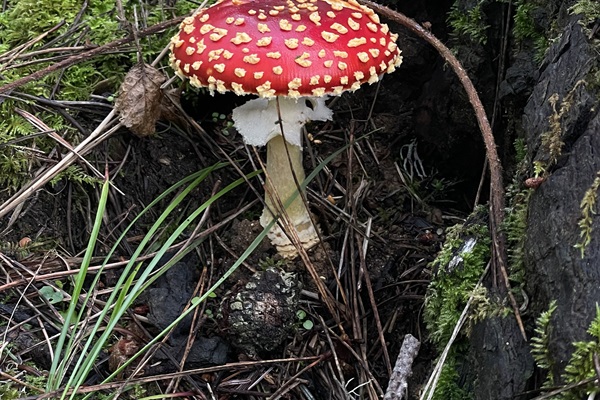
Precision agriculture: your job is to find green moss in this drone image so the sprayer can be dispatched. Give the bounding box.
[425,209,491,348]
[423,208,499,398]
[532,303,600,399]
[432,360,473,400]
[447,0,490,45]
[0,359,49,398]
[0,0,195,192]
[569,0,600,29]
[0,385,20,400]
[513,1,549,63]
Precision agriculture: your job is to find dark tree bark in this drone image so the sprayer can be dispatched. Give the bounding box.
[524,15,600,383]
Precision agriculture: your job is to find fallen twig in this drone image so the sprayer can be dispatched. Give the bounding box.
[384,334,420,400]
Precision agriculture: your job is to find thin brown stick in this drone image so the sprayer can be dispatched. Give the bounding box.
[359,0,505,270]
[27,355,325,400]
[359,218,392,376]
[267,353,329,399]
[360,2,525,340]
[0,371,44,394]
[0,16,184,95]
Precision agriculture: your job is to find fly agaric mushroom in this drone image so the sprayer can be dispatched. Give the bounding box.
[170,0,402,258]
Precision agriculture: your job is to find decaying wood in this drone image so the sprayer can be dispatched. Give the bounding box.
[384,334,420,400]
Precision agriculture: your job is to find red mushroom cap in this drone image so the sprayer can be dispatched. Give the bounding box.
[170,0,402,98]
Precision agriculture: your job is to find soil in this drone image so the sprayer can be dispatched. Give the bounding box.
[4,0,598,399]
[1,67,450,396]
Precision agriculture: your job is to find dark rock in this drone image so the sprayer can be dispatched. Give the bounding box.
[182,336,230,365]
[523,15,600,383]
[498,50,539,99]
[139,255,197,338]
[467,314,533,400]
[523,16,597,162]
[137,255,231,368]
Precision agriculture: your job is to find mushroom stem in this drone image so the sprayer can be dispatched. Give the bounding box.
[260,135,319,258]
[232,96,331,258]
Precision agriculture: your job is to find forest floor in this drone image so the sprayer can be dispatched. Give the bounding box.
[0,2,482,399]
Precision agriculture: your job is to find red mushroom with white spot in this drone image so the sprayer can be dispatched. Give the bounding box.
[170,0,402,258]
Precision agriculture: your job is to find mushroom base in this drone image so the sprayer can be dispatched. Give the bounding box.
[260,211,320,259]
[260,135,319,258]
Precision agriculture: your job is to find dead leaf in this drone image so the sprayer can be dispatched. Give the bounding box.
[115,63,166,137]
[108,337,141,376]
[160,88,190,129]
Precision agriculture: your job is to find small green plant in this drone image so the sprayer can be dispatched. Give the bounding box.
[504,138,534,287]
[533,302,600,399]
[532,160,547,178]
[575,171,600,257]
[513,138,528,164]
[561,305,600,399]
[39,285,64,305]
[447,0,490,45]
[540,81,586,169]
[258,257,286,270]
[211,112,235,135]
[513,1,537,42]
[541,93,566,166]
[503,195,530,284]
[569,0,600,30]
[513,1,549,63]
[49,165,103,187]
[431,359,473,400]
[296,309,314,330]
[211,112,227,123]
[531,300,557,384]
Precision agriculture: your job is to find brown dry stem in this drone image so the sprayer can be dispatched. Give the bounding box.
[360,1,525,340]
